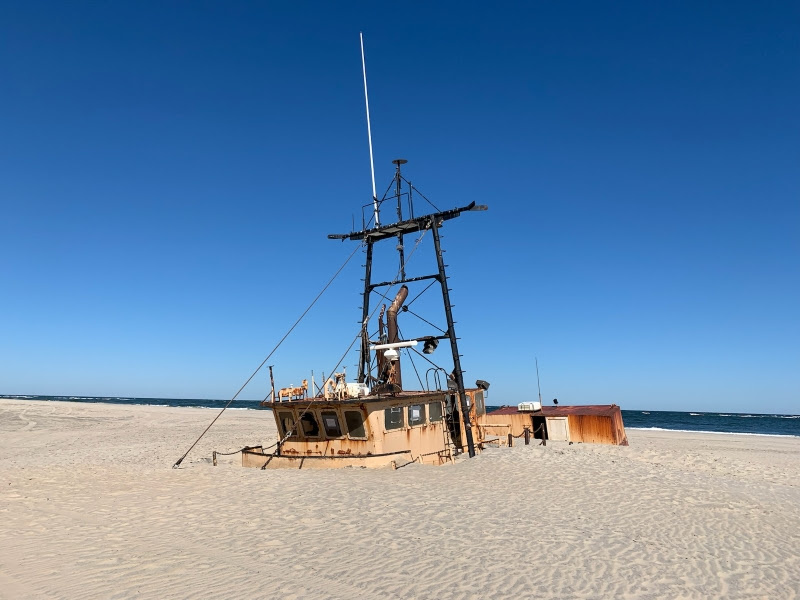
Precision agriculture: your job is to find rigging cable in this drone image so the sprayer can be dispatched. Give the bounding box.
[404,279,438,308]
[401,177,440,212]
[403,306,447,334]
[396,323,425,390]
[409,346,449,372]
[171,240,364,468]
[260,229,432,459]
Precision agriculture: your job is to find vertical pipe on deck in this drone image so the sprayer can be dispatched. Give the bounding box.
[269,365,276,404]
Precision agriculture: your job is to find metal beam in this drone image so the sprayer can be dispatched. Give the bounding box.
[329,201,482,243]
[358,241,374,383]
[431,222,475,457]
[368,273,440,291]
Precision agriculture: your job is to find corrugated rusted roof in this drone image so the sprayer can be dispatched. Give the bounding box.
[487,404,621,417]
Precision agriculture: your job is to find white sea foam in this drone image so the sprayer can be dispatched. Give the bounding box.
[629,427,798,438]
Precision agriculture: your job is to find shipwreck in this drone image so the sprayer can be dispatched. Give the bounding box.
[241,157,626,470]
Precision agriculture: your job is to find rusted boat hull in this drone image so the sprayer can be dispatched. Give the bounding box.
[242,446,450,469]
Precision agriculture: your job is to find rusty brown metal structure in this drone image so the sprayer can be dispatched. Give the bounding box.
[385,285,408,388]
[245,388,490,469]
[478,405,628,446]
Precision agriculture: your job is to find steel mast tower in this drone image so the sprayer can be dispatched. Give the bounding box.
[329,163,487,458]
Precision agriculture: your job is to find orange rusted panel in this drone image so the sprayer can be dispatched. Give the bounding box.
[481,404,628,446]
[253,392,462,468]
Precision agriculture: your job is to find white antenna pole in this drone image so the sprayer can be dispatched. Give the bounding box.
[360,32,380,227]
[535,357,543,405]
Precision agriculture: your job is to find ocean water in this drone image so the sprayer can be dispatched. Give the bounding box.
[621,410,800,438]
[0,394,270,411]
[2,395,798,438]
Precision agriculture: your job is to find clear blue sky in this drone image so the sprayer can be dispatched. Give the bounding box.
[1,1,798,413]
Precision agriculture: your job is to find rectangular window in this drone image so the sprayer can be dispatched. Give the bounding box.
[300,412,320,438]
[474,391,485,416]
[344,410,366,439]
[278,411,297,438]
[428,402,443,422]
[320,410,343,437]
[408,404,426,427]
[385,406,404,430]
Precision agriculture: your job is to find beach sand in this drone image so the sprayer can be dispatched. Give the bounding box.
[1,398,798,599]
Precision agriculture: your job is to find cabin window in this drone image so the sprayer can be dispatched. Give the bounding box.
[300,412,320,437]
[428,402,443,422]
[408,404,426,427]
[344,410,366,439]
[321,410,343,438]
[473,391,485,416]
[384,407,404,430]
[278,411,297,438]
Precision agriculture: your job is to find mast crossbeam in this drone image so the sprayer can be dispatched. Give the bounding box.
[368,273,440,291]
[328,201,486,243]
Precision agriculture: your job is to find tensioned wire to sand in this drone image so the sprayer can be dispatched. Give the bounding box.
[1,398,798,599]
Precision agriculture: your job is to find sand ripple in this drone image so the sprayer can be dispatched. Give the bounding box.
[1,400,798,599]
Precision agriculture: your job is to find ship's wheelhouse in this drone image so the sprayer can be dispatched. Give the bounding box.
[242,389,488,469]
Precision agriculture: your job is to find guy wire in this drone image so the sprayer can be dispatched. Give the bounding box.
[172,240,364,468]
